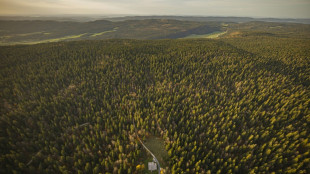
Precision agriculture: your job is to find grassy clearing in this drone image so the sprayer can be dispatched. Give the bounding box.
[0,33,86,45]
[0,32,45,40]
[269,26,283,29]
[138,136,168,173]
[17,32,45,36]
[206,31,227,38]
[144,136,168,168]
[90,27,119,37]
[184,31,227,39]
[140,154,158,174]
[39,33,86,42]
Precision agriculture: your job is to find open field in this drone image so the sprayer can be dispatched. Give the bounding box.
[183,31,227,39]
[138,136,168,173]
[140,154,158,174]
[6,32,46,37]
[90,27,118,37]
[0,33,86,45]
[33,33,86,43]
[144,136,168,168]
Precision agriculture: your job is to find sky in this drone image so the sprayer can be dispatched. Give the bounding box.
[0,0,310,18]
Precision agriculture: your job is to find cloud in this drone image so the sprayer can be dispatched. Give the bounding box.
[0,0,134,15]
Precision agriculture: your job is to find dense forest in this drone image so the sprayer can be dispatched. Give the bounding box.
[1,33,310,173]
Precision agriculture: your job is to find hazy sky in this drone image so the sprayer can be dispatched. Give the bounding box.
[0,0,310,18]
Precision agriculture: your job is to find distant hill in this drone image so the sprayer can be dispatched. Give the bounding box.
[0,19,221,45]
[0,18,309,45]
[1,15,309,24]
[0,15,110,22]
[102,16,310,24]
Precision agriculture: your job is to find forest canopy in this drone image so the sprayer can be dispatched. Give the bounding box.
[0,33,310,173]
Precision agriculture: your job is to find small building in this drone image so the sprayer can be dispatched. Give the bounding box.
[148,162,157,171]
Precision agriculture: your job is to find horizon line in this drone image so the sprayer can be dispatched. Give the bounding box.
[0,14,309,20]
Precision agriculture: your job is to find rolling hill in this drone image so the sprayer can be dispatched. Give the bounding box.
[0,19,221,45]
[1,18,309,45]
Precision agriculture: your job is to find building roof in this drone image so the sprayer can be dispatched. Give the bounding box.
[148,162,157,171]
